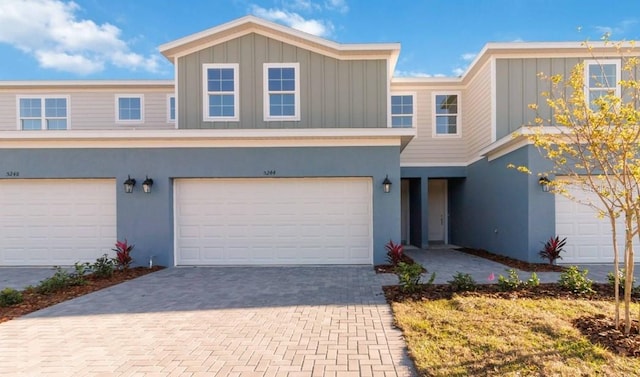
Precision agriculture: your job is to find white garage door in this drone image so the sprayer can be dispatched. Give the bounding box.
[555,183,638,263]
[175,178,373,265]
[0,179,117,266]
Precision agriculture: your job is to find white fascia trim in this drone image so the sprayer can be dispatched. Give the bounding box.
[0,128,415,149]
[160,16,400,60]
[400,162,468,167]
[392,76,464,84]
[1,80,174,88]
[490,57,497,142]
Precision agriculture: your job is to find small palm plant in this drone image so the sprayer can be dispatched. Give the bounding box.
[539,235,567,265]
[385,239,404,267]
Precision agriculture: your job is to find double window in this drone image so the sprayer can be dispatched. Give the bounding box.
[264,63,300,121]
[116,95,144,122]
[584,59,620,110]
[433,92,460,136]
[390,94,414,128]
[18,96,68,130]
[202,63,239,121]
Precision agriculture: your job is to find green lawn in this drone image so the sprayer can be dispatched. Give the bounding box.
[391,295,640,376]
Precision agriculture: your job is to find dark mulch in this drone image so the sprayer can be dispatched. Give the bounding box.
[0,266,164,324]
[375,254,424,273]
[384,282,640,358]
[456,247,566,272]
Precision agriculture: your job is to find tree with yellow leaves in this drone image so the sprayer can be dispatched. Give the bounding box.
[523,39,640,335]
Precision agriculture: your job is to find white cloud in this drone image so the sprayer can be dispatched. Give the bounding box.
[286,0,321,12]
[452,67,465,77]
[595,19,637,37]
[0,0,162,75]
[251,5,334,37]
[461,53,476,61]
[325,0,349,14]
[394,70,444,78]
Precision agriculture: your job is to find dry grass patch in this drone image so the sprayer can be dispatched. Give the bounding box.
[391,295,640,376]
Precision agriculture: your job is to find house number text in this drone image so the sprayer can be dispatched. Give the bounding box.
[6,171,19,177]
[263,170,276,176]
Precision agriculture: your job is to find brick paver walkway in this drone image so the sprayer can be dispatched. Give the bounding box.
[0,266,415,377]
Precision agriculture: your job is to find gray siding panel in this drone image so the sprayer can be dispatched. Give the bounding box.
[496,57,584,139]
[178,33,387,129]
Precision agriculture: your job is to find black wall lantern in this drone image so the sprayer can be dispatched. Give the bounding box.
[538,176,551,192]
[382,175,392,193]
[142,176,154,193]
[123,175,136,193]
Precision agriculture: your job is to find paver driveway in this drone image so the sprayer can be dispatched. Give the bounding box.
[0,266,415,377]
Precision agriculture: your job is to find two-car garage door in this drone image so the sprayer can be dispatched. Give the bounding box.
[174,178,373,265]
[0,179,116,266]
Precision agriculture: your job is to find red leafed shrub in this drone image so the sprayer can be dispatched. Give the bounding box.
[112,239,135,270]
[539,235,567,265]
[385,239,404,267]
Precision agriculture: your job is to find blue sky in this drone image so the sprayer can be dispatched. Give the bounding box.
[1,0,640,80]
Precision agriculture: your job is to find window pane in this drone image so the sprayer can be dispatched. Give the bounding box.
[268,68,282,80]
[208,94,234,117]
[21,119,41,130]
[220,68,234,80]
[222,95,234,106]
[45,98,67,117]
[269,79,282,91]
[169,97,175,120]
[435,95,457,115]
[20,98,41,117]
[589,64,617,88]
[118,97,141,120]
[208,68,235,93]
[47,119,67,130]
[436,115,457,134]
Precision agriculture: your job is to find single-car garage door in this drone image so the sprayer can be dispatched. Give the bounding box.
[175,178,373,265]
[0,179,117,266]
[555,181,638,263]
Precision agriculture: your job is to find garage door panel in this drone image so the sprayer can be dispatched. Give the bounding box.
[0,179,117,266]
[175,178,373,265]
[555,180,639,263]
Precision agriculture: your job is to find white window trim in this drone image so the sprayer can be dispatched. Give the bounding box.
[432,91,461,138]
[263,62,301,121]
[115,94,144,123]
[389,92,416,128]
[583,59,621,103]
[202,63,239,122]
[16,95,71,130]
[167,94,176,123]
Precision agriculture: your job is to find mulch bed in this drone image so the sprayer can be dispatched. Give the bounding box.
[456,247,566,272]
[0,266,164,324]
[375,254,424,273]
[384,283,640,357]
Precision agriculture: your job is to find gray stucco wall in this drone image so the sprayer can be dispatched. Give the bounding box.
[0,146,400,266]
[178,33,388,129]
[449,145,555,262]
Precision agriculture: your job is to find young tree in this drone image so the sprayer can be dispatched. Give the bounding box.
[522,40,640,335]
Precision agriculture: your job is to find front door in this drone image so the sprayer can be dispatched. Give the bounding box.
[428,179,447,243]
[401,179,410,244]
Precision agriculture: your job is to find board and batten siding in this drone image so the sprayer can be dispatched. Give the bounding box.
[177,33,388,129]
[398,87,467,165]
[495,57,581,139]
[464,61,493,161]
[0,88,174,131]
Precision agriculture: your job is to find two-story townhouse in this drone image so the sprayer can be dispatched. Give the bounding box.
[0,15,634,267]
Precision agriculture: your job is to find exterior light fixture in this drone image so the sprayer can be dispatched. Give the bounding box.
[538,176,551,192]
[142,176,154,193]
[382,175,392,193]
[123,175,136,193]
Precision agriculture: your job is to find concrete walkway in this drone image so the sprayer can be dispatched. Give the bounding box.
[0,266,415,377]
[406,246,640,284]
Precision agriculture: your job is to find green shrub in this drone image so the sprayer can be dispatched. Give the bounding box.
[497,269,524,291]
[527,272,540,287]
[37,267,75,294]
[448,272,477,292]
[606,269,640,294]
[0,287,23,307]
[92,254,116,278]
[70,262,91,285]
[396,262,423,292]
[559,266,594,294]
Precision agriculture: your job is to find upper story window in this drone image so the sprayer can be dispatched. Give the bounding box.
[390,94,414,128]
[433,92,460,137]
[168,95,176,123]
[18,96,68,130]
[264,63,300,121]
[584,59,621,110]
[116,95,144,122]
[203,63,239,121]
